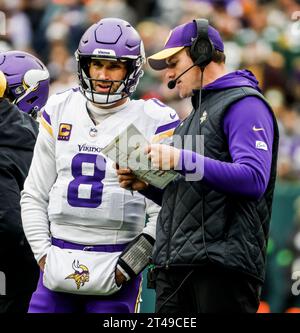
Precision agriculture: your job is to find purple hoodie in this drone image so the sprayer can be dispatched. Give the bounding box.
[179,69,274,199]
[142,70,274,205]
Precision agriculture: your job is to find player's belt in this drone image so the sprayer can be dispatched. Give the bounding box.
[51,237,128,252]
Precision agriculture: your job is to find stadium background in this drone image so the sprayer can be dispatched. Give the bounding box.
[0,0,300,312]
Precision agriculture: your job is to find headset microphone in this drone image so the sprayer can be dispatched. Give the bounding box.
[167,79,177,90]
[167,63,197,89]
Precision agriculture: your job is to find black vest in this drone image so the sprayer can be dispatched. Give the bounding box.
[152,87,279,283]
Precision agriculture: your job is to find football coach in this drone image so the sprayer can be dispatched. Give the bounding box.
[117,18,279,313]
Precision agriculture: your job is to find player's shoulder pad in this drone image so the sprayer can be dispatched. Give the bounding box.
[39,87,80,137]
[45,86,80,112]
[144,98,180,144]
[143,98,179,123]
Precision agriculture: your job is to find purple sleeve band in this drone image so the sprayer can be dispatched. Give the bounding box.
[176,96,274,200]
[155,120,180,135]
[42,110,51,125]
[139,185,163,206]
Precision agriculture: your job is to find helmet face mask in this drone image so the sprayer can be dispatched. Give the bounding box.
[77,55,130,105]
[76,18,145,106]
[0,51,50,118]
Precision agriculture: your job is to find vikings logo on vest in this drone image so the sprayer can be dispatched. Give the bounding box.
[65,260,90,290]
[58,123,72,141]
[200,111,207,124]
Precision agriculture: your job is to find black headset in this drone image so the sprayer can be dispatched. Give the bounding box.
[190,18,214,69]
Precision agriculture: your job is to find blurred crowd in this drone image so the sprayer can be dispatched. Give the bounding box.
[0,0,300,181]
[0,0,300,312]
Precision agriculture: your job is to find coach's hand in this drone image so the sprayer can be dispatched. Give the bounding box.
[116,165,148,191]
[146,144,181,170]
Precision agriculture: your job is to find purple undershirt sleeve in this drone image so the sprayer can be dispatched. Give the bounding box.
[139,185,163,206]
[176,96,274,200]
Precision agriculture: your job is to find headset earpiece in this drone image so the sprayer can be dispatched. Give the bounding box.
[190,19,214,69]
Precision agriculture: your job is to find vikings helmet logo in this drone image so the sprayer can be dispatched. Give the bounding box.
[65,260,90,290]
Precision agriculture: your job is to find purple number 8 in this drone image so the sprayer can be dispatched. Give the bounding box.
[67,153,106,208]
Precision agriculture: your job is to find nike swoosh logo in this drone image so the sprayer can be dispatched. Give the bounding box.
[170,113,177,119]
[252,126,264,131]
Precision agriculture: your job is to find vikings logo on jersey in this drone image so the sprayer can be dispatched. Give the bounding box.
[65,260,90,290]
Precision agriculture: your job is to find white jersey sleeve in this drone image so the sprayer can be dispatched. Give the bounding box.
[138,98,179,240]
[21,105,57,262]
[143,98,180,144]
[142,198,160,239]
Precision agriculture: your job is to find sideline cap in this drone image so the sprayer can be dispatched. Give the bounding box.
[148,20,224,70]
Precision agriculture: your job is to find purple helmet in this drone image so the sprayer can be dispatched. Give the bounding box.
[0,51,50,118]
[76,18,145,105]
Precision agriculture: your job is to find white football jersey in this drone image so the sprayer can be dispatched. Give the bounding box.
[21,88,179,262]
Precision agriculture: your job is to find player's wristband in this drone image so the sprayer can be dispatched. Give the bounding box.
[117,233,155,279]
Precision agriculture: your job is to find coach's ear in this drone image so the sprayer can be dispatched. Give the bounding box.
[0,71,7,98]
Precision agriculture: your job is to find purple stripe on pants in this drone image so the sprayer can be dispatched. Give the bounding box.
[42,110,51,125]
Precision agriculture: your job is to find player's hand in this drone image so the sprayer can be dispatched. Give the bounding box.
[146,144,181,170]
[38,255,47,272]
[115,268,127,286]
[116,166,148,191]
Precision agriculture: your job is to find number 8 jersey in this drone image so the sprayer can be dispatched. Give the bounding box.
[21,88,179,263]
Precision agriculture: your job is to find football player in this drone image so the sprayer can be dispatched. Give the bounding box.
[0,51,50,119]
[21,18,179,313]
[0,51,50,313]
